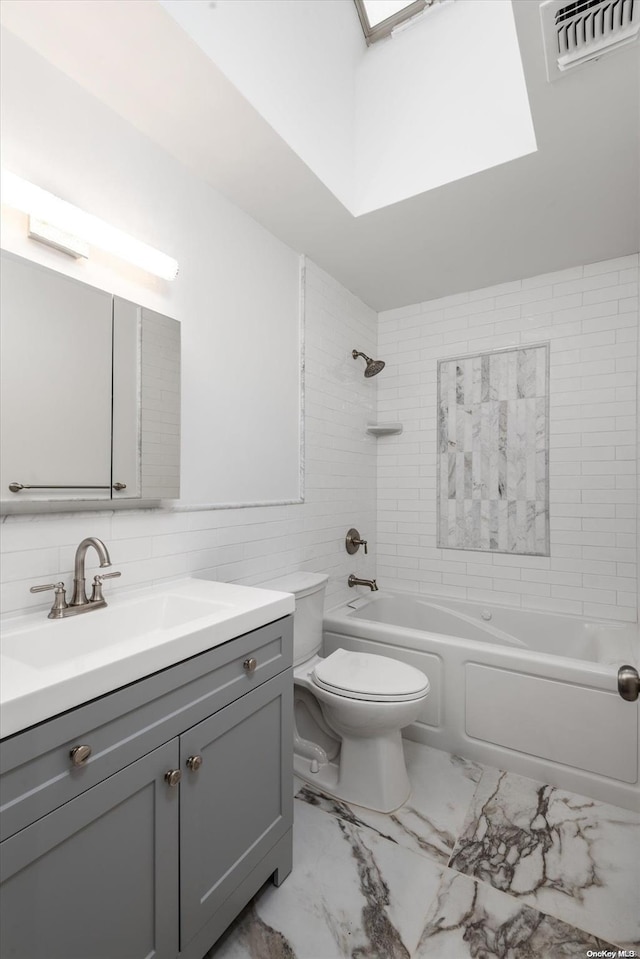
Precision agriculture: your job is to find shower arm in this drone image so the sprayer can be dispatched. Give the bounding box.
[352,349,385,377]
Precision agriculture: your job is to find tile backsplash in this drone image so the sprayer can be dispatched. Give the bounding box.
[377,254,639,622]
[0,260,378,619]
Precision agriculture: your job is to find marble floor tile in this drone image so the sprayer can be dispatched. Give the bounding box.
[414,870,619,959]
[448,767,640,949]
[207,744,639,959]
[209,795,444,959]
[296,741,483,866]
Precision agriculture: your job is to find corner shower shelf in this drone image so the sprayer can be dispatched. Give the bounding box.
[366,423,403,436]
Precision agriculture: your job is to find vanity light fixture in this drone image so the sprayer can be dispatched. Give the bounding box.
[1,170,179,281]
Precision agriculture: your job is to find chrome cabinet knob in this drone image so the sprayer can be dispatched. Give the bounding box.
[186,755,203,772]
[165,769,182,787]
[70,744,92,766]
[618,665,640,702]
[243,657,257,673]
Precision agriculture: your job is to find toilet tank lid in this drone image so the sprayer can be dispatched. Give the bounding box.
[259,571,329,599]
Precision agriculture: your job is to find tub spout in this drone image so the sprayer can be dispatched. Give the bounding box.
[348,574,378,591]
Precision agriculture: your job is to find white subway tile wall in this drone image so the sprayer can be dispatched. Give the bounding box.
[377,254,639,623]
[0,260,378,619]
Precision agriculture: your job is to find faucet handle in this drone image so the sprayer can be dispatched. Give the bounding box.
[90,571,121,604]
[30,581,66,593]
[345,528,368,556]
[30,582,68,618]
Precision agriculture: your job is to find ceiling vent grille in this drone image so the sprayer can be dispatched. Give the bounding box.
[540,0,639,80]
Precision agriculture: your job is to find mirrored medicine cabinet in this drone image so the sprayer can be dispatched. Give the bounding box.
[0,249,181,513]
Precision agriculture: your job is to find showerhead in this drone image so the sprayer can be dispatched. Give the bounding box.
[352,349,385,378]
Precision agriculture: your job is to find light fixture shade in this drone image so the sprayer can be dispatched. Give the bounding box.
[1,170,179,281]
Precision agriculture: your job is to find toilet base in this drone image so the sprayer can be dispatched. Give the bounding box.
[293,731,411,814]
[294,753,341,798]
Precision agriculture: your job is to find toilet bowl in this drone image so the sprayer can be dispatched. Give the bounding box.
[261,572,430,813]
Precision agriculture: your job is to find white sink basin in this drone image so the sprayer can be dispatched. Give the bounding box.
[2,594,234,669]
[0,578,294,737]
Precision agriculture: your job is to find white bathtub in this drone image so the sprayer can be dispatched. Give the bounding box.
[323,591,640,811]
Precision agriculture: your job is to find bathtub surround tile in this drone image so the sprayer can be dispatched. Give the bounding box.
[414,870,619,959]
[379,253,637,621]
[437,345,549,556]
[295,741,484,866]
[209,796,444,959]
[448,768,640,949]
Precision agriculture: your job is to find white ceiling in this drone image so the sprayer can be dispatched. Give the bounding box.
[1,0,638,311]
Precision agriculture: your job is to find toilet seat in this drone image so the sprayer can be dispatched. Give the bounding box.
[312,648,430,703]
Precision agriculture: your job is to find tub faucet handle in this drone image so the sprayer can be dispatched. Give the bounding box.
[346,528,368,555]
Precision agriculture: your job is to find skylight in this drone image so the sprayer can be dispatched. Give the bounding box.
[162,0,537,217]
[354,0,428,44]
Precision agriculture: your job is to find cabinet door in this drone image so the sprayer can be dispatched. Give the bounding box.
[111,300,181,502]
[180,670,293,950]
[0,740,179,959]
[0,251,113,503]
[139,306,181,500]
[111,296,141,499]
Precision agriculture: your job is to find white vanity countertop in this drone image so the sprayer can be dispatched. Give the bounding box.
[0,578,294,739]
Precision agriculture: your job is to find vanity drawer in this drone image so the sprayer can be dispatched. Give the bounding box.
[0,615,292,840]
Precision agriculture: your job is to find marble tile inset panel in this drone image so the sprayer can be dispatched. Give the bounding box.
[448,768,640,949]
[437,344,549,554]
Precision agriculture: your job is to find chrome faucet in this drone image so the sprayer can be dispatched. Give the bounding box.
[70,536,113,606]
[30,537,121,619]
[348,574,378,592]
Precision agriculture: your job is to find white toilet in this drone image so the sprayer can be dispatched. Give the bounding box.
[261,571,430,813]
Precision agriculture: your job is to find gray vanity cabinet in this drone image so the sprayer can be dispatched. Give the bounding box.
[180,673,293,952]
[0,616,294,959]
[0,739,180,959]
